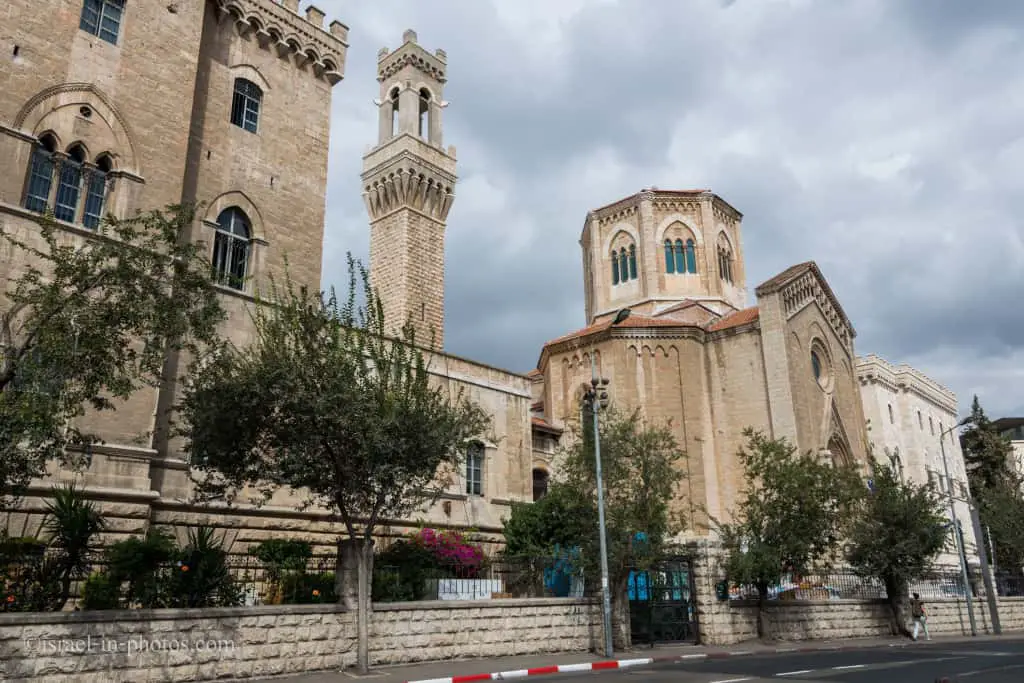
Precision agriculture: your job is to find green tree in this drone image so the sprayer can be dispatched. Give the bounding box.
[976,479,1024,573]
[961,396,1014,493]
[555,407,687,649]
[502,483,596,558]
[717,428,862,638]
[177,254,490,673]
[0,207,225,498]
[845,459,947,636]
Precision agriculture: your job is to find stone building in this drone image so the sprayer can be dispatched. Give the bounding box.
[992,417,1024,481]
[857,354,977,566]
[529,190,871,533]
[0,6,543,553]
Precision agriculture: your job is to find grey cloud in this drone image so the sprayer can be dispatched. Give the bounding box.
[316,0,1024,416]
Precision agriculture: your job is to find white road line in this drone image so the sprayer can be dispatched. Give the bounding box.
[776,670,813,677]
[710,678,753,683]
[832,664,866,670]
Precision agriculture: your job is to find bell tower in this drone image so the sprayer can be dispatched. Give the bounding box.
[362,29,456,349]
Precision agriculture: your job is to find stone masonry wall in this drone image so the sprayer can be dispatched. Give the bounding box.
[0,598,600,682]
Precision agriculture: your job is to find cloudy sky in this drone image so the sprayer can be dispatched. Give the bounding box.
[316,0,1024,419]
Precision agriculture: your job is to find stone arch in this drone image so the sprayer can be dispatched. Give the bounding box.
[827,434,852,467]
[601,222,640,256]
[809,334,835,393]
[203,191,267,243]
[15,83,140,175]
[655,214,704,246]
[229,63,271,92]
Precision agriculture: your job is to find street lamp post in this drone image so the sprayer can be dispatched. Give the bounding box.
[938,423,976,636]
[582,357,614,658]
[579,308,629,658]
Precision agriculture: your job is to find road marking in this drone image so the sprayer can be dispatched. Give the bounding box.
[710,678,753,683]
[776,670,812,677]
[832,664,865,670]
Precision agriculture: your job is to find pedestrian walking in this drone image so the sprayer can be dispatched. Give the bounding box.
[910,592,930,641]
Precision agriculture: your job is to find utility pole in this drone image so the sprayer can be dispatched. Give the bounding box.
[583,355,614,658]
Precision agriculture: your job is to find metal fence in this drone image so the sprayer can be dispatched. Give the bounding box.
[373,555,598,602]
[728,567,977,602]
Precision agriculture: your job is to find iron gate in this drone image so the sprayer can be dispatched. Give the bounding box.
[628,556,699,645]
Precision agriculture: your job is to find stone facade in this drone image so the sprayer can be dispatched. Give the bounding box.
[535,190,870,533]
[0,598,600,682]
[2,9,540,551]
[857,354,978,566]
[993,417,1024,483]
[363,29,456,349]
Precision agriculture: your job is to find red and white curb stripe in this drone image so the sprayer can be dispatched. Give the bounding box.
[406,657,662,683]
[403,641,921,683]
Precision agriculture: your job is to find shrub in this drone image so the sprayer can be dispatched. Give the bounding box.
[80,572,120,610]
[414,528,486,577]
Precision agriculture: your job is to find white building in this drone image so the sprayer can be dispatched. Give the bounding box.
[857,354,977,568]
[992,417,1024,480]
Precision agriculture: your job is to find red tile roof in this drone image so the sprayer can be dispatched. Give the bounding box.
[542,315,691,348]
[706,306,760,332]
[531,417,563,433]
[526,369,542,378]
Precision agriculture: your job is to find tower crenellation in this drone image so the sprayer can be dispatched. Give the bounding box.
[362,29,456,348]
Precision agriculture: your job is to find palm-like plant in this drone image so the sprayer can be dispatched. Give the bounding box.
[41,482,106,608]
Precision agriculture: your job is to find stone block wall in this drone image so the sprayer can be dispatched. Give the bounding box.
[0,598,600,682]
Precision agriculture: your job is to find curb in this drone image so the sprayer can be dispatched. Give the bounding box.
[403,640,920,683]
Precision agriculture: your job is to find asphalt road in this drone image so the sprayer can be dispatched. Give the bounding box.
[581,640,1024,682]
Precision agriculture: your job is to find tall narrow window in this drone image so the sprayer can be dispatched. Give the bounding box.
[212,207,251,290]
[230,78,262,133]
[23,134,57,213]
[466,442,484,496]
[619,247,629,282]
[888,404,894,424]
[674,239,685,273]
[664,240,675,274]
[80,0,125,45]
[611,251,620,285]
[54,145,86,223]
[686,239,697,273]
[628,245,637,280]
[532,468,549,501]
[390,87,400,137]
[82,155,112,230]
[418,88,431,139]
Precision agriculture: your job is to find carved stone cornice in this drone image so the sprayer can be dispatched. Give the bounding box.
[652,199,703,215]
[780,270,853,350]
[214,0,348,85]
[362,165,455,223]
[377,43,446,83]
[856,354,958,413]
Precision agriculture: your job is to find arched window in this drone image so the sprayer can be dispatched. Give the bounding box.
[79,0,125,45]
[685,239,697,273]
[466,442,484,496]
[532,468,549,501]
[664,239,675,274]
[82,155,112,230]
[811,350,822,381]
[418,88,431,139]
[628,244,637,280]
[718,246,733,283]
[619,247,629,282]
[888,404,894,424]
[54,144,86,223]
[23,134,58,213]
[611,250,620,285]
[212,207,251,290]
[390,87,400,137]
[230,78,262,133]
[674,239,685,273]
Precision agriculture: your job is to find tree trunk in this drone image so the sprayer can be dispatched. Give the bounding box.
[756,583,769,640]
[336,538,374,673]
[611,578,631,652]
[885,577,911,637]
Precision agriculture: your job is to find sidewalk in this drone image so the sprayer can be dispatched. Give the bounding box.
[248,633,1019,683]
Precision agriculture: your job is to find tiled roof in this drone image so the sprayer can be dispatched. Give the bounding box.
[526,369,542,378]
[530,401,544,411]
[706,306,760,332]
[754,261,816,295]
[542,315,691,348]
[531,417,562,433]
